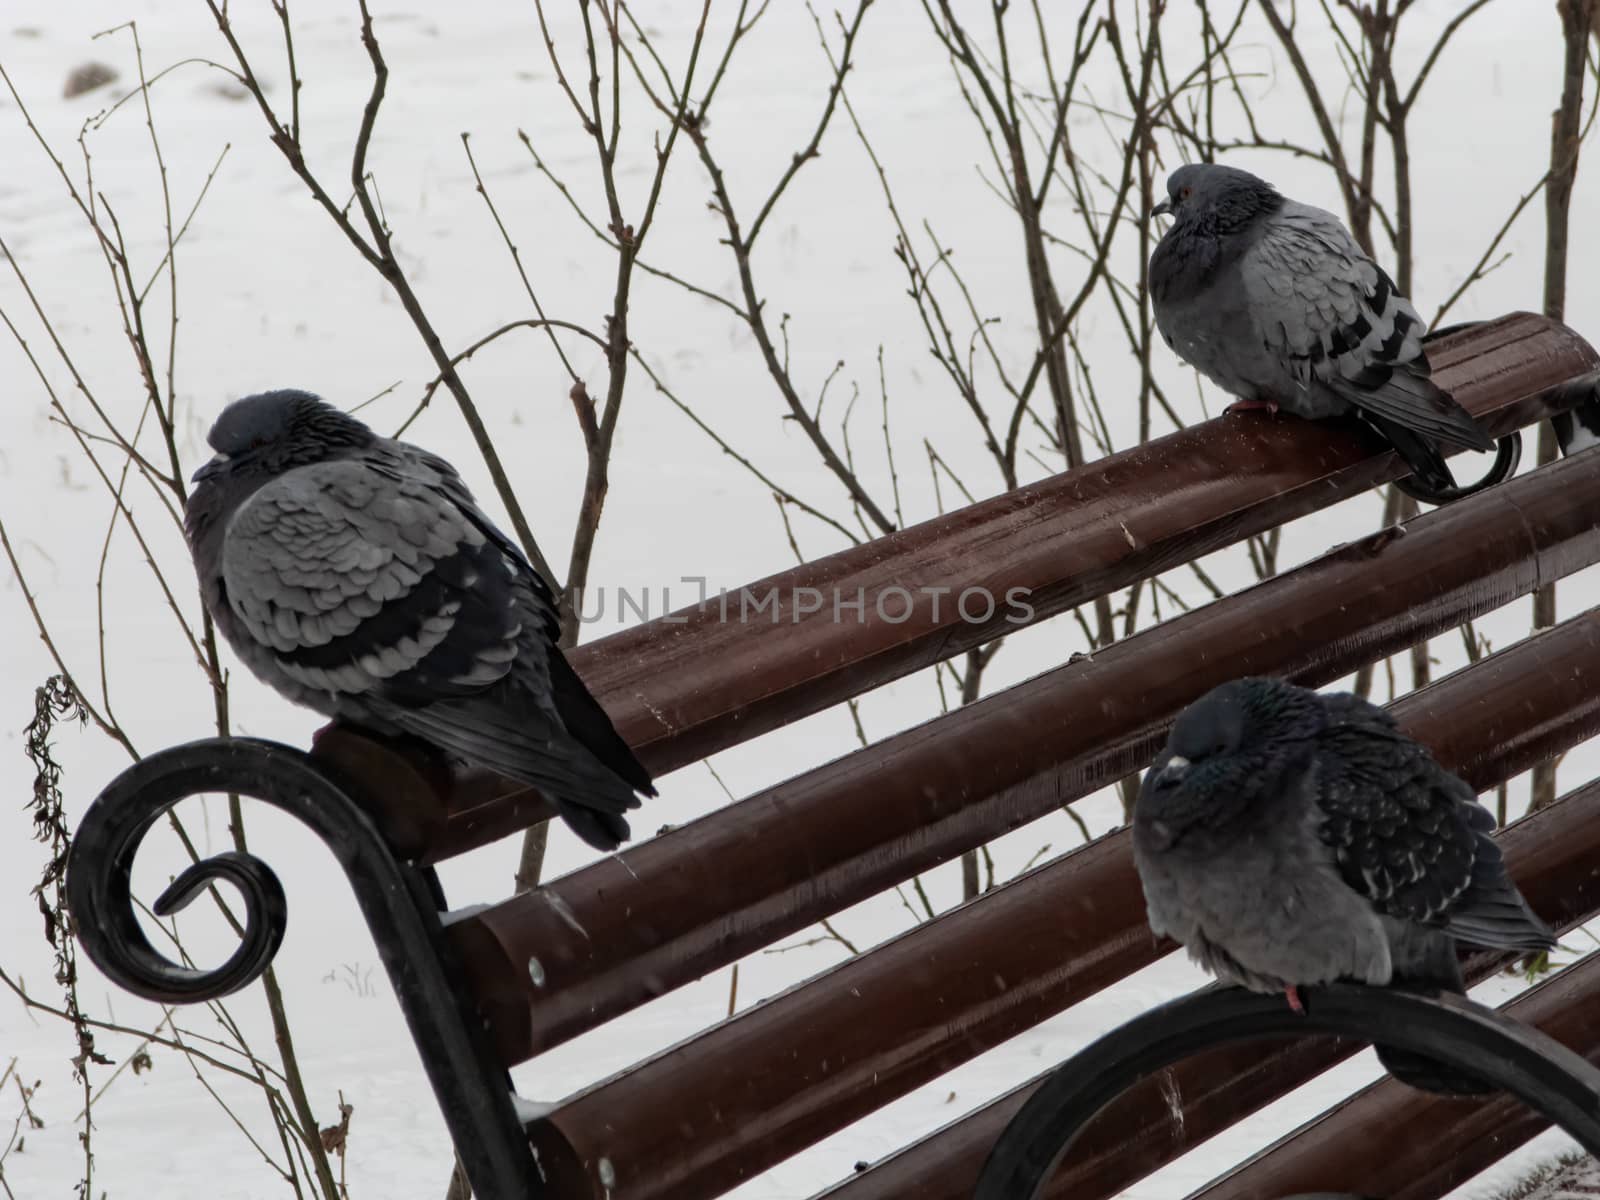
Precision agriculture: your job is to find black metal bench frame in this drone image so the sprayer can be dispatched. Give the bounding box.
[65,737,548,1197]
[975,984,1600,1199]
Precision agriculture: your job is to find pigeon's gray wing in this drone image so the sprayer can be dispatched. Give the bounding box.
[1312,700,1553,952]
[219,455,541,703]
[1239,202,1492,451]
[405,447,656,799]
[221,453,648,850]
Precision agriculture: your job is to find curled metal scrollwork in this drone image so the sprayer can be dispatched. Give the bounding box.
[64,738,347,1002]
[66,735,548,1196]
[975,982,1600,1200]
[1393,430,1522,506]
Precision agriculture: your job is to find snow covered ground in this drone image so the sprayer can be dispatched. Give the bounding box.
[1494,1152,1600,1199]
[0,2,1597,1197]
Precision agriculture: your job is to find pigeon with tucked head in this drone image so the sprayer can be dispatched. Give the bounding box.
[1133,676,1553,1093]
[1149,163,1519,503]
[185,389,655,851]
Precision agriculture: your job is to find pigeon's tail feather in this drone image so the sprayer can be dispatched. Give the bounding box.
[1344,368,1494,452]
[1444,907,1554,951]
[377,695,641,851]
[1444,840,1557,952]
[548,650,657,797]
[1364,414,1459,495]
[1374,1027,1495,1096]
[1378,423,1521,506]
[554,802,632,853]
[1372,937,1495,1095]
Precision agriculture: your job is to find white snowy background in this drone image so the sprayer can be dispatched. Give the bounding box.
[0,2,1597,1197]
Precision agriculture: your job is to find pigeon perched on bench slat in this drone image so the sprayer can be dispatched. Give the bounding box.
[1149,163,1515,504]
[185,389,654,851]
[1132,676,1554,1093]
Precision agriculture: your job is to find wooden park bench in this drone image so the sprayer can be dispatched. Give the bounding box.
[66,312,1600,1198]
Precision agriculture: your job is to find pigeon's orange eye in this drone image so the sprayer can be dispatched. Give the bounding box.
[250,436,267,448]
[1180,186,1193,200]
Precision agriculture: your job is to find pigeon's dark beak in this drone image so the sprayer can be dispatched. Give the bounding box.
[190,453,228,484]
[1150,198,1173,219]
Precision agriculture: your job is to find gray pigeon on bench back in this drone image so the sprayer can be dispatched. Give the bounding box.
[1133,676,1554,1093]
[184,389,654,851]
[1148,163,1502,503]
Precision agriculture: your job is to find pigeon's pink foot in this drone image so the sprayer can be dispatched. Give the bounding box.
[1225,398,1280,414]
[1284,985,1306,1015]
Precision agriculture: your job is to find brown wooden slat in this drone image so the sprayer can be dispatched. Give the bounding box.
[574,314,1592,778]
[315,314,1598,862]
[449,445,1600,1064]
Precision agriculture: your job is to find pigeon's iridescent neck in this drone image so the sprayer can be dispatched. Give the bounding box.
[1202,181,1283,233]
[1149,189,1281,306]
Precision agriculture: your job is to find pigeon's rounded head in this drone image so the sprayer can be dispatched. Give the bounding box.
[1138,677,1322,834]
[1152,163,1281,232]
[195,390,375,484]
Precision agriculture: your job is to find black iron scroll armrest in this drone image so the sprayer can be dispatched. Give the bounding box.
[65,736,547,1199]
[975,982,1600,1200]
